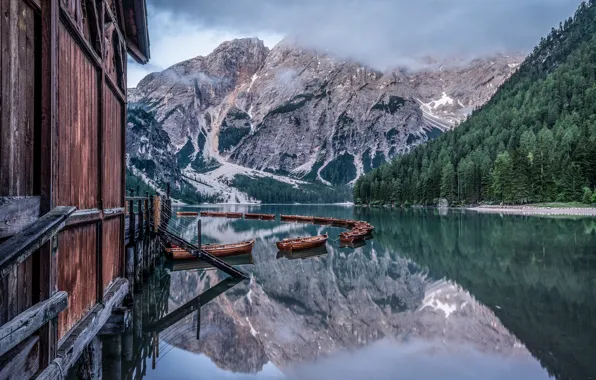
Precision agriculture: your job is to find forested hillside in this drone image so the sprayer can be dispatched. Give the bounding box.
[355,1,596,206]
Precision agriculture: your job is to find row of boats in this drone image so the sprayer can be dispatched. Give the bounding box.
[177,211,275,220]
[165,213,374,261]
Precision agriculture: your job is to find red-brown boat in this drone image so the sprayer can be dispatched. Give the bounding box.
[225,212,243,219]
[276,234,328,251]
[200,211,215,216]
[313,216,334,224]
[165,240,255,260]
[329,218,349,227]
[245,213,276,220]
[339,229,368,243]
[207,212,228,218]
[177,211,199,217]
[280,215,315,222]
[355,222,374,232]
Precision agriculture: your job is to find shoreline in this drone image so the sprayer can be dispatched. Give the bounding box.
[468,205,596,217]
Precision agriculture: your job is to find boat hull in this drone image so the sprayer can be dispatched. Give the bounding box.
[166,240,254,260]
[177,211,199,217]
[276,234,328,251]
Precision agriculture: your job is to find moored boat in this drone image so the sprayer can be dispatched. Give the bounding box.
[199,211,214,216]
[313,216,333,224]
[355,222,374,232]
[339,229,368,243]
[276,234,328,251]
[165,240,255,260]
[208,212,228,218]
[329,218,349,227]
[225,212,243,218]
[280,215,315,222]
[177,211,199,217]
[245,213,275,220]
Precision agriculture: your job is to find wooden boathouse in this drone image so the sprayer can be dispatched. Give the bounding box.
[0,0,150,377]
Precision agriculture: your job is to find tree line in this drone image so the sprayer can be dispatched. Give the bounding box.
[355,0,596,206]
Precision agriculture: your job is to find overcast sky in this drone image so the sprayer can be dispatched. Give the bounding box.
[128,0,582,87]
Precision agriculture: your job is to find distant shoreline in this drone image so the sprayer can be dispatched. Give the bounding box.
[468,205,596,217]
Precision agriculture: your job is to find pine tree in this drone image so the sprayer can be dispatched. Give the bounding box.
[440,162,456,201]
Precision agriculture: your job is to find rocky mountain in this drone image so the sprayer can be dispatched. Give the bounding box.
[127,38,523,202]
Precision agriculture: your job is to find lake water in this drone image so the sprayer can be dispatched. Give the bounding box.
[108,206,596,380]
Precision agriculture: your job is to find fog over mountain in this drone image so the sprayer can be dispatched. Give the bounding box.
[145,0,581,69]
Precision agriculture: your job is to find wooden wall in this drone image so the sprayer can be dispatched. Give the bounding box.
[57,224,97,338]
[0,0,38,326]
[102,217,122,290]
[103,85,124,209]
[55,24,99,210]
[49,0,128,340]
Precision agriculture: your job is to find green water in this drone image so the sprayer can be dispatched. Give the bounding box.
[127,206,596,380]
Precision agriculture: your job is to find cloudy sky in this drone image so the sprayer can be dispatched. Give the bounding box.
[128,0,582,87]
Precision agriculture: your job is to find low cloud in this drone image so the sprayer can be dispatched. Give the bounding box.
[146,0,582,69]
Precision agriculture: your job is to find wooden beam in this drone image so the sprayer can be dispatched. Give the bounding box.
[64,208,101,228]
[0,336,40,380]
[144,277,242,333]
[0,206,76,280]
[0,292,67,357]
[0,197,40,239]
[37,278,129,380]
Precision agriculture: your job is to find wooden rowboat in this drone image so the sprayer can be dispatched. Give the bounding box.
[225,212,243,218]
[355,222,374,232]
[339,229,368,243]
[208,212,228,218]
[165,240,255,260]
[313,216,333,224]
[177,211,199,217]
[245,213,275,220]
[200,211,214,216]
[276,234,328,251]
[329,218,349,227]
[280,215,315,222]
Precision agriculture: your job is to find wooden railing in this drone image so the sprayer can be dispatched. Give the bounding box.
[0,206,76,279]
[0,206,76,369]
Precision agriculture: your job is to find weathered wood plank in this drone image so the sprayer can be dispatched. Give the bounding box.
[103,207,124,217]
[0,195,40,239]
[37,278,129,380]
[0,291,67,357]
[0,335,40,380]
[0,206,76,280]
[64,208,101,228]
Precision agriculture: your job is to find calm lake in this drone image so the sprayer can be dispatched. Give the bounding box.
[109,206,596,380]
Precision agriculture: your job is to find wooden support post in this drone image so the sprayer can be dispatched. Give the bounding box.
[153,197,160,234]
[102,334,122,380]
[197,219,201,250]
[134,238,143,292]
[37,279,129,380]
[125,199,135,299]
[137,200,143,237]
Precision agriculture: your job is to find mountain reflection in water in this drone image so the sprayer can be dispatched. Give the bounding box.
[118,206,595,380]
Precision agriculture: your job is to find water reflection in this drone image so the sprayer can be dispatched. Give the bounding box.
[106,206,596,380]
